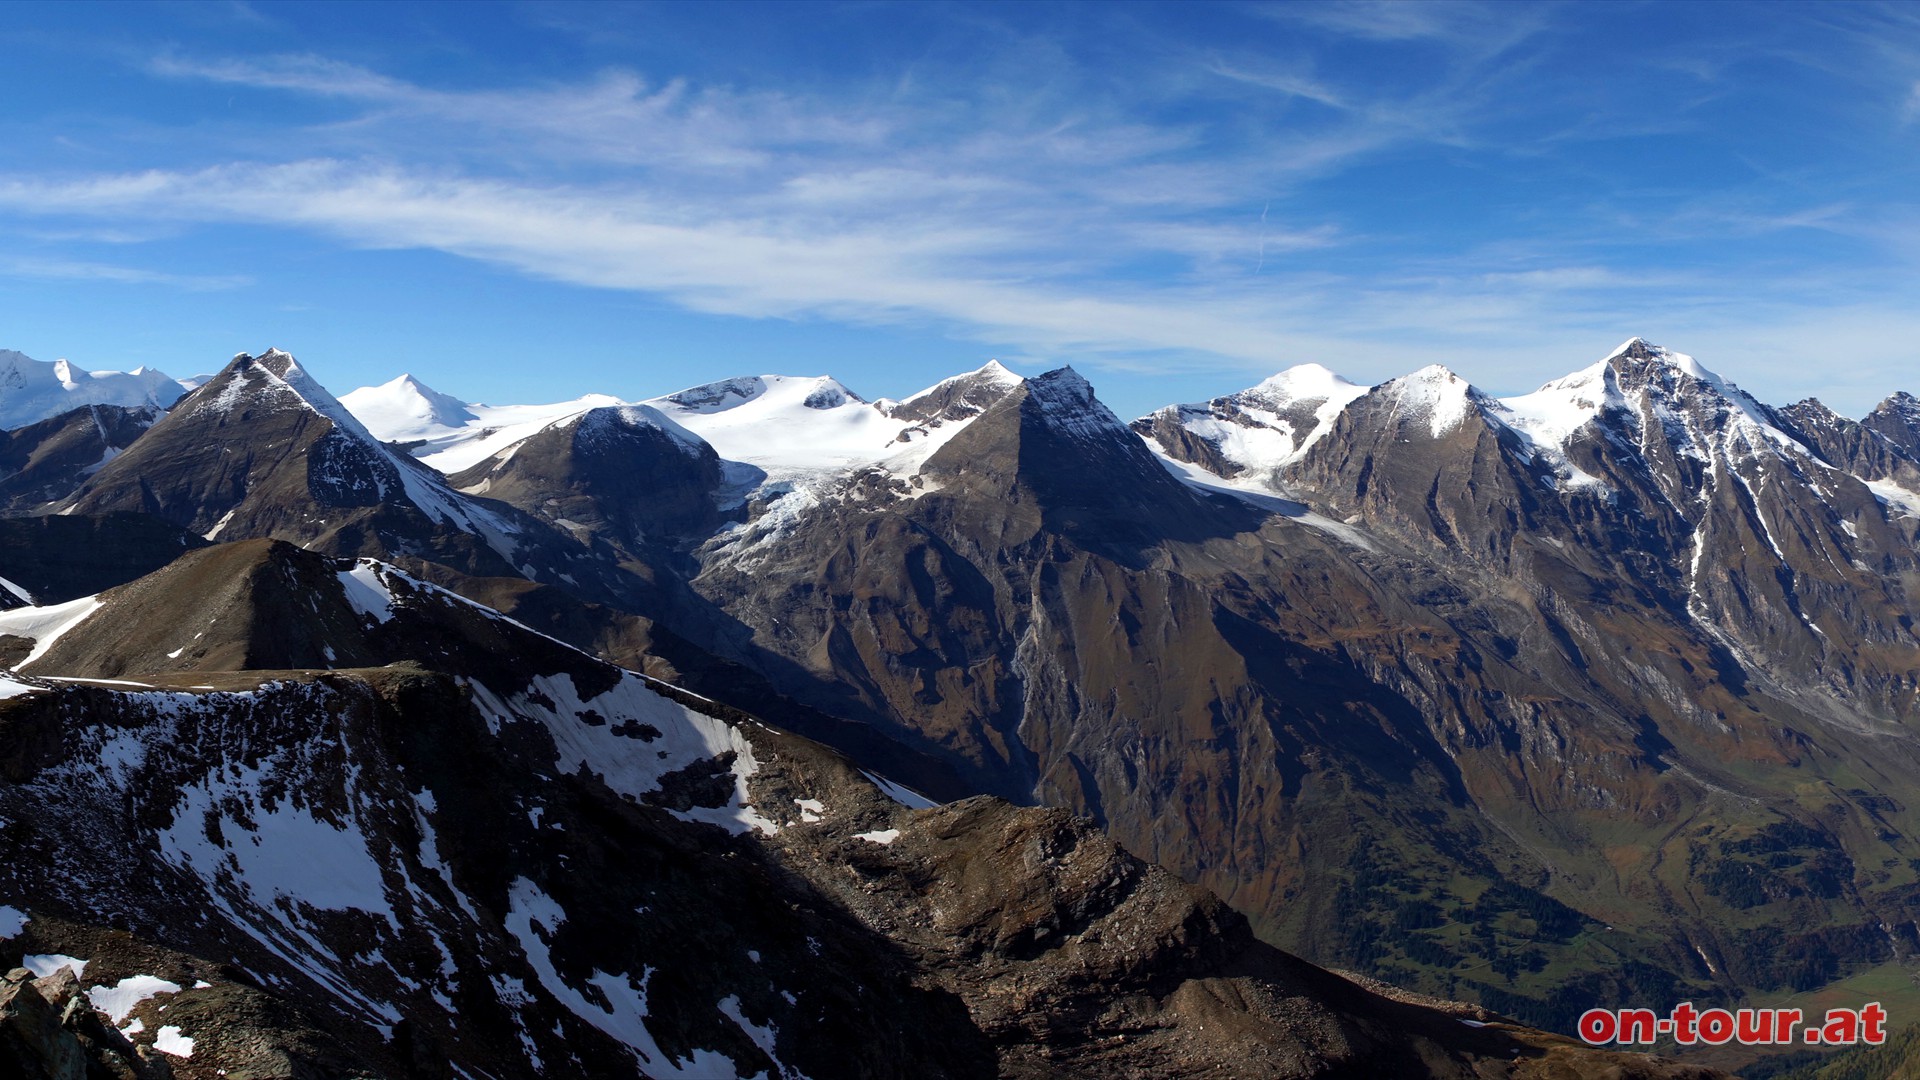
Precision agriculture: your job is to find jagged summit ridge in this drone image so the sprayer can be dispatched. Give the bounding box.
[1140,338,1901,500]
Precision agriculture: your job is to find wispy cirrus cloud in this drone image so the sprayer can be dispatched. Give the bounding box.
[0,253,248,290]
[5,3,1919,414]
[0,161,1310,362]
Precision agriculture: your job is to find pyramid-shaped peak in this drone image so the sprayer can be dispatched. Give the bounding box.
[224,347,306,388]
[1020,367,1137,441]
[341,372,479,435]
[1025,366,1099,412]
[1606,337,1659,361]
[193,349,385,446]
[381,372,456,400]
[886,360,1027,429]
[975,358,1022,382]
[243,346,300,375]
[1601,339,1718,383]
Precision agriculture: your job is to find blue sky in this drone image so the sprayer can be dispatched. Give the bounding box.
[2,1,1918,419]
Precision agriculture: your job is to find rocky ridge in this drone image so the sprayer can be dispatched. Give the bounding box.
[0,539,1715,1078]
[3,338,1916,1073]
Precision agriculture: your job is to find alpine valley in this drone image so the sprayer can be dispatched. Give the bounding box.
[7,336,1918,1078]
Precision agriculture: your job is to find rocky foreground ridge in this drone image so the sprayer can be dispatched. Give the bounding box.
[0,540,1715,1078]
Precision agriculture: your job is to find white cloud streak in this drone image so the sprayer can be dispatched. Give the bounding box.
[0,253,247,290]
[2,22,1915,415]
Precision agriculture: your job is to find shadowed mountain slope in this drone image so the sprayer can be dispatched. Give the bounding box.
[0,541,1717,1079]
[0,403,161,513]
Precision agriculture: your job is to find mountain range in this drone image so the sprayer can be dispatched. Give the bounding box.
[5,335,1917,1077]
[0,350,196,432]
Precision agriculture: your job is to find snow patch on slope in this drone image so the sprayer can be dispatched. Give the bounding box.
[0,574,36,606]
[858,770,939,810]
[154,1026,195,1057]
[338,561,398,624]
[88,975,183,1022]
[468,669,778,836]
[505,878,741,1078]
[0,594,103,668]
[159,760,398,922]
[23,954,89,979]
[1866,478,1920,519]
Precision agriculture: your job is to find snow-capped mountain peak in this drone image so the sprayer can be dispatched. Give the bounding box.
[893,360,1024,412]
[1375,364,1484,438]
[1495,360,1624,452]
[648,375,898,480]
[1595,340,1816,465]
[1246,363,1362,408]
[1025,366,1105,421]
[574,403,706,454]
[0,348,193,430]
[661,374,866,415]
[340,376,633,475]
[881,362,1028,448]
[196,348,381,442]
[338,374,479,443]
[975,357,1018,381]
[1130,362,1369,486]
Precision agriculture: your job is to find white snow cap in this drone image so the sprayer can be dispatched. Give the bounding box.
[895,359,1024,406]
[0,348,192,430]
[1246,363,1362,407]
[647,374,903,478]
[339,374,478,439]
[573,403,707,454]
[1377,365,1481,438]
[1604,336,1718,381]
